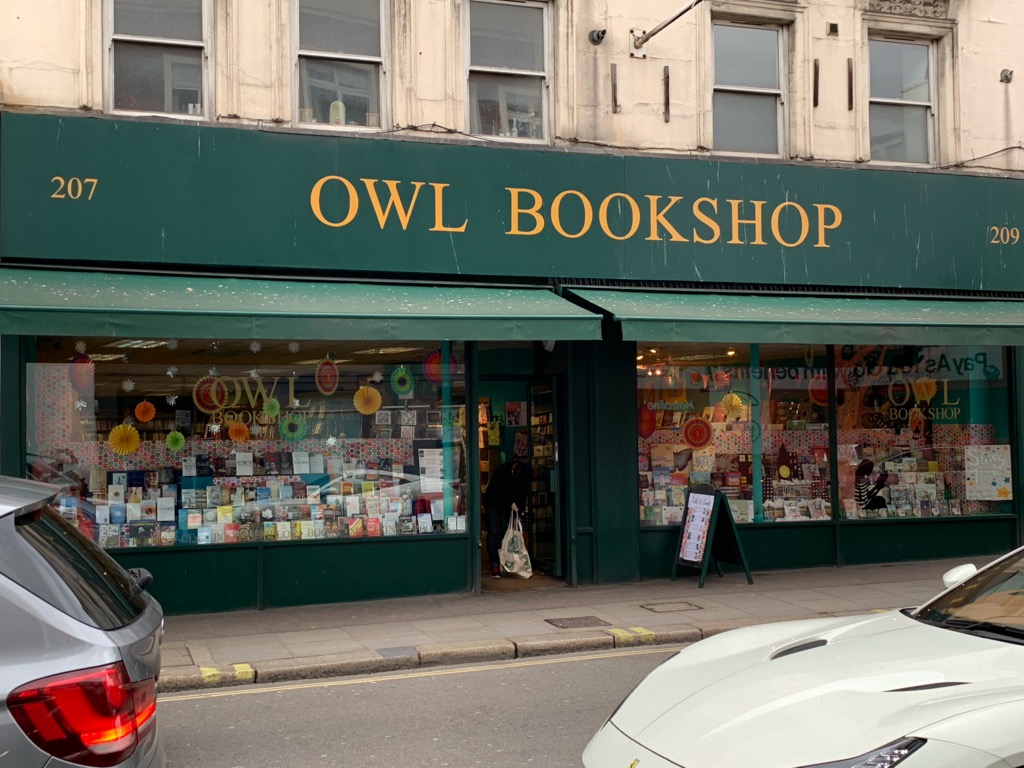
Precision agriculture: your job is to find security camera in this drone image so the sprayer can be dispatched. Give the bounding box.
[588,29,607,45]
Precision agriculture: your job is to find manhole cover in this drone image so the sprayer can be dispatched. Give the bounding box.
[545,616,612,629]
[641,601,700,613]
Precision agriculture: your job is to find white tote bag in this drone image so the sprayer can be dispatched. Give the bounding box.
[499,510,533,578]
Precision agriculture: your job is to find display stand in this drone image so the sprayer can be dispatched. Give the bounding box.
[671,482,754,588]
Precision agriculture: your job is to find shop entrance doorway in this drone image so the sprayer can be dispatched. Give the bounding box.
[478,377,564,588]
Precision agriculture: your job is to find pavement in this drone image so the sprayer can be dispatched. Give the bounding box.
[157,556,980,692]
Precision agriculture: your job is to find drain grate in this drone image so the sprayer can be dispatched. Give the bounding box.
[545,616,612,629]
[640,601,700,613]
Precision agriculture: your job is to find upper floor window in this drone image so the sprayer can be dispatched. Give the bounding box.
[869,39,932,164]
[468,0,548,141]
[110,0,208,116]
[712,22,784,155]
[297,0,385,129]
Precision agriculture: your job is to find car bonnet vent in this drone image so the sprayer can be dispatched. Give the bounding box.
[770,639,828,660]
[886,682,968,693]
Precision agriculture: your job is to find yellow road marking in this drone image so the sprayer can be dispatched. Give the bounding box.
[161,646,680,703]
[199,666,220,684]
[233,663,255,682]
[630,627,655,642]
[607,628,634,642]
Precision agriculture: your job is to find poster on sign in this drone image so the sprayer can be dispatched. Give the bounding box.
[678,492,714,566]
[672,483,753,588]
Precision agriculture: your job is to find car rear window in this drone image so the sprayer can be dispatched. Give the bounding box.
[0,504,148,630]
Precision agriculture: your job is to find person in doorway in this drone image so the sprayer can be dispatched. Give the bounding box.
[854,458,889,511]
[483,457,531,578]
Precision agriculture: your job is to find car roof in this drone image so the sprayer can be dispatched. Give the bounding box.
[0,476,61,518]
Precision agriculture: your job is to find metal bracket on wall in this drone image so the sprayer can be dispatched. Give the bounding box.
[612,63,621,113]
[630,29,648,58]
[663,66,671,122]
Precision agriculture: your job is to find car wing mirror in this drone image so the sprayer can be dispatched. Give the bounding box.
[941,563,977,590]
[126,567,154,592]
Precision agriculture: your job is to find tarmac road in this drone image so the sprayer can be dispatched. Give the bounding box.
[159,645,681,768]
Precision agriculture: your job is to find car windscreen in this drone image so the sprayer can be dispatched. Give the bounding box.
[0,504,148,630]
[915,551,1024,641]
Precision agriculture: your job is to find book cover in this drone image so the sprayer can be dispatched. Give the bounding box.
[139,500,157,521]
[279,484,294,500]
[95,505,111,525]
[300,520,315,539]
[290,481,306,499]
[187,511,202,528]
[416,512,433,533]
[279,452,294,474]
[109,503,127,524]
[125,502,143,522]
[344,496,360,516]
[210,524,226,544]
[290,520,303,539]
[306,484,321,503]
[347,517,365,538]
[313,520,327,538]
[126,486,144,504]
[216,505,234,525]
[309,453,325,474]
[341,482,354,495]
[382,514,399,536]
[108,484,126,503]
[156,497,176,522]
[310,504,324,521]
[263,521,278,540]
[299,504,312,521]
[275,521,291,540]
[263,451,281,475]
[364,496,381,517]
[398,516,416,535]
[98,524,121,549]
[129,522,156,547]
[257,485,271,502]
[292,451,311,474]
[235,452,254,476]
[158,523,177,547]
[224,523,240,544]
[366,517,383,537]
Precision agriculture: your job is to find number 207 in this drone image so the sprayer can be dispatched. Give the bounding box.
[51,176,98,201]
[990,226,1020,245]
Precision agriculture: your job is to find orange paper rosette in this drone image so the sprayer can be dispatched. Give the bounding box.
[353,386,382,415]
[228,422,250,442]
[134,401,156,423]
[108,424,140,456]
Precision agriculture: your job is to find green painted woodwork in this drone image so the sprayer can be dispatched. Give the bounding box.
[0,268,601,341]
[571,290,1024,345]
[0,337,25,477]
[838,518,1017,565]
[261,537,469,608]
[3,111,1023,291]
[110,546,259,614]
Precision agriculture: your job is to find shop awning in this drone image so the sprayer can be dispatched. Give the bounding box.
[0,268,602,341]
[568,288,1024,345]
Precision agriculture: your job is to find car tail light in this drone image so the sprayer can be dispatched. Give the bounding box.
[7,662,157,767]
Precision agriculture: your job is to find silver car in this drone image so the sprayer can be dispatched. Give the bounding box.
[0,476,165,767]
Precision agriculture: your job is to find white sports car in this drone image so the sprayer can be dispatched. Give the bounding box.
[583,550,1024,768]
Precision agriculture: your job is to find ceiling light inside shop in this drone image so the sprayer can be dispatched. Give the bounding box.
[726,348,737,357]
[105,340,167,349]
[353,347,421,355]
[84,354,133,362]
[648,348,658,354]
[636,354,644,361]
[295,359,352,365]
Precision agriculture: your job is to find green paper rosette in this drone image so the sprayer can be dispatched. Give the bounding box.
[390,366,414,397]
[263,397,281,418]
[278,412,308,442]
[165,431,186,452]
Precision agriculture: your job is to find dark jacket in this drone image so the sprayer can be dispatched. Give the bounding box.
[483,460,530,512]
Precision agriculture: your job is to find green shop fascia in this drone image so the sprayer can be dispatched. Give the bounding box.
[1,109,1023,614]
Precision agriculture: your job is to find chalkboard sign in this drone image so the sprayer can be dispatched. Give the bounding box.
[672,483,753,588]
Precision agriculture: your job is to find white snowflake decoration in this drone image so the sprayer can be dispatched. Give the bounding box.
[249,340,262,353]
[370,370,384,384]
[166,395,178,406]
[122,379,135,392]
[166,366,178,378]
[248,369,259,379]
[293,398,301,408]
[288,341,301,354]
[166,339,179,350]
[124,416,135,427]
[250,424,263,437]
[75,399,88,411]
[208,424,221,435]
[121,354,130,363]
[209,367,219,377]
[326,436,337,447]
[74,340,87,354]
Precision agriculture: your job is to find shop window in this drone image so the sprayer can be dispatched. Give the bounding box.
[712,22,784,155]
[835,345,1012,519]
[297,0,385,128]
[468,0,548,140]
[110,0,208,116]
[638,343,756,526]
[869,39,933,164]
[27,338,467,549]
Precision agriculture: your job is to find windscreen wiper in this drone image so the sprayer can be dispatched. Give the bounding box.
[941,618,1024,642]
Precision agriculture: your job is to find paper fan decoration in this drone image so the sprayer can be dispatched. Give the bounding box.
[390,366,414,397]
[681,416,713,449]
[165,431,186,452]
[279,412,308,441]
[423,349,456,384]
[134,401,156,423]
[315,359,339,396]
[108,424,140,456]
[638,404,657,438]
[721,392,744,420]
[69,354,95,393]
[808,375,829,407]
[263,398,281,418]
[353,386,382,415]
[193,376,227,414]
[229,422,250,442]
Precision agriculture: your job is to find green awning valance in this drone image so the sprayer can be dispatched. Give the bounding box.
[569,288,1024,345]
[0,269,602,341]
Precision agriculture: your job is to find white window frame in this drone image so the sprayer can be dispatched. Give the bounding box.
[710,19,786,158]
[105,0,212,118]
[465,0,552,143]
[293,0,389,131]
[860,15,954,167]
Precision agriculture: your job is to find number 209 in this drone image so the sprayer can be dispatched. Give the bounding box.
[51,176,98,201]
[990,226,1020,245]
